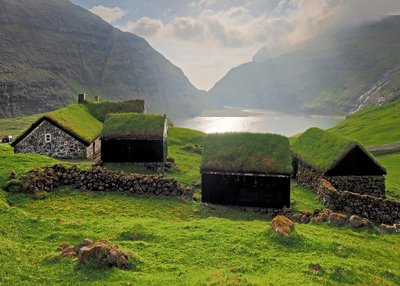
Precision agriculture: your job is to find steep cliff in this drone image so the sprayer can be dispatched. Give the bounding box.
[0,0,203,118]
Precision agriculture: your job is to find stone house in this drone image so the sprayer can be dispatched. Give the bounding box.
[11,97,146,159]
[200,133,292,208]
[101,113,168,164]
[11,104,102,159]
[291,128,387,197]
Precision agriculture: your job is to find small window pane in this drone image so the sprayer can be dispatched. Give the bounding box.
[45,134,51,143]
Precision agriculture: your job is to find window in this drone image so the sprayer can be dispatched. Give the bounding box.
[45,134,51,143]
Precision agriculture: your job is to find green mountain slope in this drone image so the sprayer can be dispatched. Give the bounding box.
[209,16,400,115]
[0,0,203,118]
[329,99,400,146]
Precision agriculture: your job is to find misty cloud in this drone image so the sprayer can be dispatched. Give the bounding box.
[97,0,400,90]
[89,5,128,24]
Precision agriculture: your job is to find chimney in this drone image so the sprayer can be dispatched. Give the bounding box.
[78,93,86,104]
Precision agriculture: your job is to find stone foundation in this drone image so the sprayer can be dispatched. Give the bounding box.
[296,161,385,198]
[327,176,385,198]
[316,179,400,224]
[21,164,190,197]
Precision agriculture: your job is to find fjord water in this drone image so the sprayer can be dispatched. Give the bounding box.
[175,108,342,136]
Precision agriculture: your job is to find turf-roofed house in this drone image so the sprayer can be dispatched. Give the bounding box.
[11,96,145,159]
[101,113,168,165]
[291,128,387,197]
[11,104,102,159]
[200,133,292,208]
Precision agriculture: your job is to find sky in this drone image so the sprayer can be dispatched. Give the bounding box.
[70,0,400,91]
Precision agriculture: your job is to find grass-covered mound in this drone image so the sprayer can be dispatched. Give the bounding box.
[201,133,292,174]
[102,113,166,139]
[86,100,145,121]
[330,98,400,146]
[291,128,383,173]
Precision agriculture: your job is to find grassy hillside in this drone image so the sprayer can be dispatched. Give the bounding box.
[330,99,400,146]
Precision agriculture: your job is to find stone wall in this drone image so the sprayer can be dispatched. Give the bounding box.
[328,176,385,198]
[15,120,87,158]
[296,161,385,198]
[316,179,400,224]
[86,137,101,159]
[23,164,189,197]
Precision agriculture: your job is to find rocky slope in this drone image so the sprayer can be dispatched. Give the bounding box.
[209,16,400,115]
[0,0,203,118]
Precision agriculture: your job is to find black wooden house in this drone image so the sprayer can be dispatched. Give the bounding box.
[101,113,168,163]
[200,133,292,208]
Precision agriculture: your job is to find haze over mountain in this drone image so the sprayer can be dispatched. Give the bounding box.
[209,16,400,115]
[0,0,203,118]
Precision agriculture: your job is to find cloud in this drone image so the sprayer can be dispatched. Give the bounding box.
[90,5,128,24]
[118,0,400,90]
[123,17,164,37]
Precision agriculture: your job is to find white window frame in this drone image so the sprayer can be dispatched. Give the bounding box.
[45,134,51,143]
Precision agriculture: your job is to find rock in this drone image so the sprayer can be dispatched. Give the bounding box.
[329,213,348,227]
[271,215,294,237]
[77,240,130,269]
[349,215,364,228]
[361,218,374,229]
[379,224,398,234]
[73,238,94,253]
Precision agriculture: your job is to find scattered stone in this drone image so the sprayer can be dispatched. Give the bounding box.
[271,215,294,237]
[379,224,398,234]
[73,238,94,253]
[78,240,130,269]
[329,213,348,227]
[349,215,364,228]
[58,239,133,269]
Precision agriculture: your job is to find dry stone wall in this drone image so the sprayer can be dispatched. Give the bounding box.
[327,176,385,198]
[14,120,88,159]
[296,161,385,197]
[316,179,400,224]
[24,164,189,197]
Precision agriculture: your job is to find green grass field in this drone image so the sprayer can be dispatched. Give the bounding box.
[330,99,400,146]
[0,113,400,285]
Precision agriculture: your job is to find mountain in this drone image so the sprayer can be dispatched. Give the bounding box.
[209,16,400,115]
[0,0,203,118]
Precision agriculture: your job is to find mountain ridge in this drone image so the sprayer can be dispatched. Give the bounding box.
[209,16,400,115]
[0,0,203,118]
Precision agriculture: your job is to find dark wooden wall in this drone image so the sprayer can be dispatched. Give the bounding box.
[101,139,166,163]
[201,173,290,208]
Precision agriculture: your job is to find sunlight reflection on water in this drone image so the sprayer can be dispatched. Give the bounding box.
[175,109,342,136]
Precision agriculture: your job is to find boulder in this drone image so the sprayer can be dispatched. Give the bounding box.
[349,215,364,228]
[77,240,130,269]
[329,213,348,227]
[271,215,294,237]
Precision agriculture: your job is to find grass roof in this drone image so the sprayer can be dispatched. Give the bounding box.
[13,104,102,145]
[201,133,292,174]
[101,113,166,139]
[86,100,145,121]
[45,104,102,143]
[291,127,382,172]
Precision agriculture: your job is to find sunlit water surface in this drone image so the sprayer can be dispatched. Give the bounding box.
[175,108,342,136]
